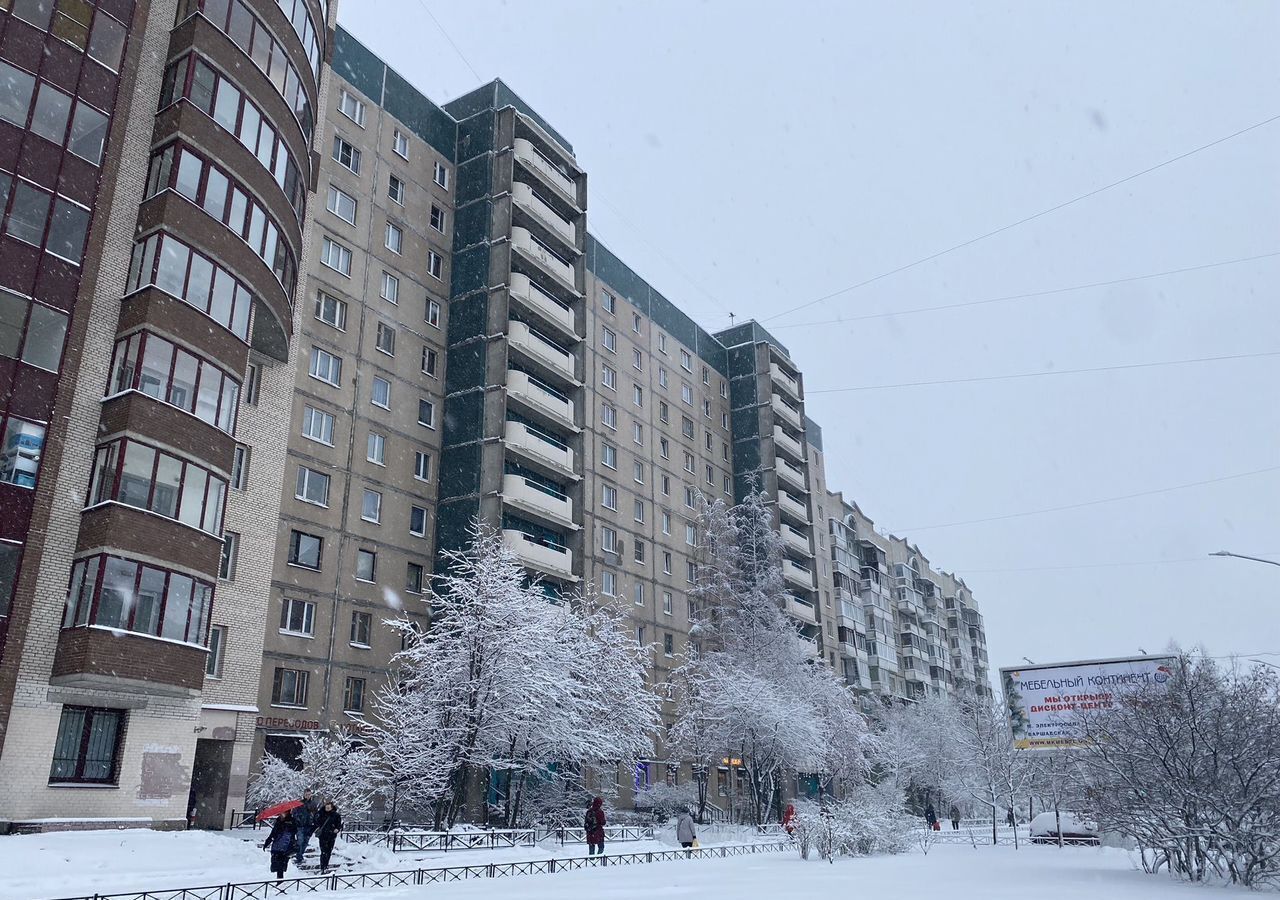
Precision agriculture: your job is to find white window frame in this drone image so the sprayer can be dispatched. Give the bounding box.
[428,250,443,280]
[295,466,330,507]
[361,488,382,524]
[315,292,347,331]
[601,442,617,469]
[430,204,446,233]
[371,376,391,409]
[413,450,431,482]
[418,398,436,428]
[601,484,618,511]
[320,237,352,276]
[393,129,409,158]
[426,299,442,327]
[409,505,428,537]
[380,271,399,304]
[385,221,403,254]
[280,597,316,636]
[433,161,450,190]
[302,405,335,445]
[326,185,356,224]
[338,89,366,126]
[309,347,342,386]
[388,174,405,205]
[366,431,386,465]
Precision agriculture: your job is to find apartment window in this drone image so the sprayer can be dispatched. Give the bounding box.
[350,611,372,647]
[664,633,674,657]
[421,346,438,376]
[344,677,366,713]
[685,523,697,546]
[309,347,342,386]
[315,292,347,330]
[295,466,330,506]
[602,292,616,315]
[371,377,391,409]
[680,349,692,371]
[280,597,315,636]
[601,485,618,511]
[681,382,693,405]
[602,526,618,554]
[683,451,696,474]
[433,161,449,189]
[601,442,617,469]
[684,486,695,508]
[387,174,405,205]
[687,561,696,584]
[406,562,424,594]
[661,510,672,534]
[375,321,396,355]
[271,668,309,707]
[663,591,673,616]
[206,625,225,677]
[659,368,668,389]
[414,451,431,482]
[428,251,443,279]
[231,444,249,491]
[417,398,435,428]
[426,299,442,327]
[366,432,386,465]
[601,403,617,430]
[634,540,646,564]
[355,548,377,582]
[332,136,361,173]
[244,364,260,406]
[601,364,616,390]
[633,385,643,407]
[393,129,409,158]
[722,412,730,430]
[602,571,617,596]
[49,707,123,785]
[326,185,356,224]
[632,312,642,334]
[703,400,712,419]
[602,327,616,353]
[637,625,646,645]
[410,505,428,537]
[634,582,645,605]
[302,406,334,444]
[682,417,695,440]
[720,381,728,399]
[320,237,351,276]
[430,204,446,232]
[662,552,672,575]
[634,499,646,523]
[659,403,669,426]
[633,461,645,484]
[724,475,732,494]
[706,433,714,452]
[658,333,667,353]
[288,530,322,569]
[219,533,239,581]
[632,348,643,370]
[338,89,365,125]
[385,222,403,254]
[661,475,671,497]
[706,464,715,486]
[701,366,710,385]
[632,422,644,445]
[361,489,382,523]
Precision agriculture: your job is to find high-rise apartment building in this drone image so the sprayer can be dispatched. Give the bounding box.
[0,6,989,832]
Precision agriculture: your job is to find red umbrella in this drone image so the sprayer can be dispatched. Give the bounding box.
[256,800,303,822]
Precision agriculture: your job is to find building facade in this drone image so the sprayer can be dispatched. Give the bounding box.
[0,7,989,832]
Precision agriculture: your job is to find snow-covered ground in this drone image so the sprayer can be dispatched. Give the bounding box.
[0,827,1239,900]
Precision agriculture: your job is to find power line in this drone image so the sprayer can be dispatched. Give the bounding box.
[760,111,1280,324]
[414,0,483,82]
[770,250,1280,331]
[895,464,1280,533]
[963,557,1209,575]
[804,349,1280,394]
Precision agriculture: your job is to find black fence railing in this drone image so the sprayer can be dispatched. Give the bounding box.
[42,841,790,900]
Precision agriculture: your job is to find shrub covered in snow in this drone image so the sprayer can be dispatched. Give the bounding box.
[791,787,917,862]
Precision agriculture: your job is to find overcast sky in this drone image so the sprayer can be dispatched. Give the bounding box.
[342,1,1280,674]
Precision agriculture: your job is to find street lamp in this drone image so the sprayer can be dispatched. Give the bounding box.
[1209,551,1280,568]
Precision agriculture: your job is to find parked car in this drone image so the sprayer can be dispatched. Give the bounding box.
[1029,811,1100,845]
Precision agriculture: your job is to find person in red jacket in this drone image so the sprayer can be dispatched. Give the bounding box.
[782,803,796,836]
[585,796,606,856]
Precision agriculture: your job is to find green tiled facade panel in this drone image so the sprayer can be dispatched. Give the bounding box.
[441,387,485,446]
[456,114,496,166]
[805,416,823,451]
[451,201,492,254]
[436,499,484,574]
[443,332,488,395]
[450,245,492,299]
[437,441,483,501]
[331,28,385,105]
[714,321,791,359]
[493,81,573,153]
[455,153,494,206]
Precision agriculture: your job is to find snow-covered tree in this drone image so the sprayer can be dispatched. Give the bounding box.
[950,696,1032,846]
[247,731,383,817]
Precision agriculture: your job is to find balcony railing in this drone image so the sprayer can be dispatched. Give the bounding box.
[784,560,815,590]
[781,524,811,556]
[775,456,806,490]
[771,394,802,430]
[778,490,810,523]
[773,425,803,460]
[502,474,575,526]
[785,595,818,625]
[509,320,576,381]
[506,369,576,428]
[502,528,576,580]
[509,272,578,338]
[513,181,577,246]
[513,137,579,205]
[512,226,575,290]
[503,420,575,476]
[769,362,799,398]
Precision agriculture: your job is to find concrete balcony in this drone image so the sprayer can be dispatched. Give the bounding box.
[775,455,806,491]
[501,473,575,528]
[839,640,860,659]
[508,319,576,382]
[512,226,576,291]
[509,272,578,340]
[783,559,815,591]
[781,523,811,556]
[769,362,800,399]
[785,594,818,625]
[513,138,580,208]
[506,369,577,430]
[773,425,803,461]
[502,528,577,581]
[503,420,575,478]
[771,394,803,430]
[513,181,577,248]
[778,489,810,524]
[798,634,822,658]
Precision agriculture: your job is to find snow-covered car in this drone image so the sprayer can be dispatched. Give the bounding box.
[1029,811,1100,845]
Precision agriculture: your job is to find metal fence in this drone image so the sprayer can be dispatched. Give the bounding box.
[551,825,654,844]
[42,840,790,900]
[342,828,538,852]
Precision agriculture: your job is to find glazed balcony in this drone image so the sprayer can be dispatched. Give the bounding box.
[508,320,576,382]
[502,529,577,580]
[503,420,575,477]
[501,474,575,528]
[509,272,578,340]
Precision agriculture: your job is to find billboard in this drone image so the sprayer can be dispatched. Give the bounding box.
[1001,656,1175,750]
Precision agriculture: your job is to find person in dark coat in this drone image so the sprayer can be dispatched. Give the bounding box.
[1006,807,1016,827]
[293,788,321,865]
[314,800,343,873]
[584,796,606,856]
[924,802,937,827]
[949,805,961,830]
[262,811,298,880]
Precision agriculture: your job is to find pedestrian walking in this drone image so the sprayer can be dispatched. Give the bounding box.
[584,796,606,856]
[293,788,321,866]
[1006,807,1016,827]
[782,803,796,836]
[262,811,298,881]
[676,808,697,852]
[925,802,937,828]
[314,800,343,873]
[949,805,961,830]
